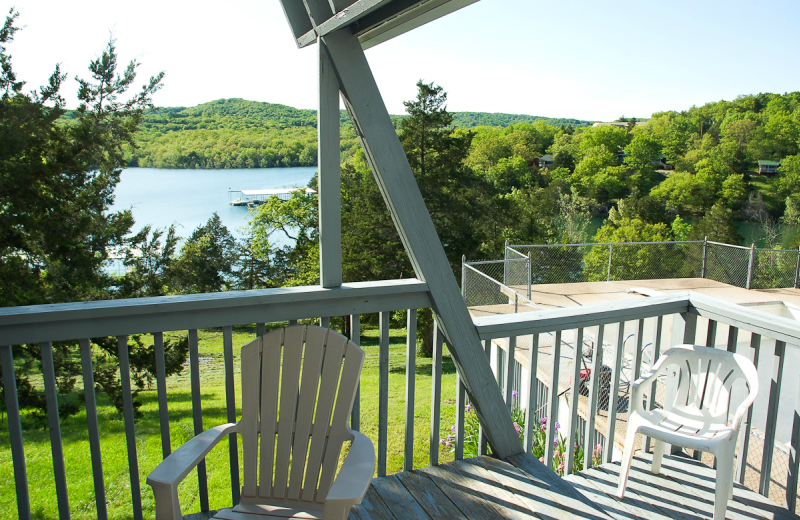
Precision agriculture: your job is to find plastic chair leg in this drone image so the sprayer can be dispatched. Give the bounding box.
[616,428,638,499]
[651,439,665,474]
[713,448,735,520]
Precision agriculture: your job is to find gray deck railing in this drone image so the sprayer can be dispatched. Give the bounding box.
[472,291,800,513]
[1,279,462,520]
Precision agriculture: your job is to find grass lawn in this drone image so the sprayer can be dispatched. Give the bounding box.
[0,324,460,519]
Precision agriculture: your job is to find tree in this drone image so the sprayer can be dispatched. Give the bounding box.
[0,11,169,422]
[692,204,743,244]
[176,213,239,293]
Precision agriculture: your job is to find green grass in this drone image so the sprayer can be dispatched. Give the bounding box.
[0,325,459,519]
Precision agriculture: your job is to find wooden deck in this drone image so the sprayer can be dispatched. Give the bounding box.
[350,453,800,520]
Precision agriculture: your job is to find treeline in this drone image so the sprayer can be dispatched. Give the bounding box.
[121,97,593,169]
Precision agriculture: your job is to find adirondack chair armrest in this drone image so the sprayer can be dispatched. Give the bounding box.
[147,423,240,520]
[324,430,375,516]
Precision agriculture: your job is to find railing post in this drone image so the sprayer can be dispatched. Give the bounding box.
[794,246,800,289]
[747,243,755,290]
[461,254,466,299]
[701,236,708,278]
[504,240,510,285]
[786,372,800,512]
[607,244,613,282]
[527,252,532,300]
[1,345,31,520]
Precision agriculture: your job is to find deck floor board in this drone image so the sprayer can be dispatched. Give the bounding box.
[349,453,800,520]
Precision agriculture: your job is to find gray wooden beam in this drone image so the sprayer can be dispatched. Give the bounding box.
[318,39,342,288]
[322,28,523,459]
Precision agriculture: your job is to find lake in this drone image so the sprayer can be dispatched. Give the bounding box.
[111,167,317,244]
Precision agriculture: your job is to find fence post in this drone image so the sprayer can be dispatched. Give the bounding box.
[746,243,755,290]
[795,246,800,290]
[461,255,466,299]
[701,236,708,278]
[607,244,613,282]
[514,292,518,313]
[504,240,509,285]
[527,252,532,300]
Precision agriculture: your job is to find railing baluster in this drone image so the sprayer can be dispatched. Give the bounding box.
[726,326,739,352]
[605,322,625,464]
[256,322,266,336]
[566,328,584,475]
[117,336,143,520]
[644,317,663,453]
[223,326,240,505]
[350,314,361,431]
[633,320,644,381]
[80,338,108,520]
[378,311,390,476]
[736,333,761,485]
[1,344,31,520]
[455,373,465,461]
[153,332,171,459]
[505,335,516,410]
[706,319,718,347]
[188,329,209,512]
[787,371,800,512]
[430,324,443,467]
[479,338,491,456]
[404,309,416,471]
[545,330,562,468]
[40,341,69,520]
[320,316,330,328]
[760,339,786,497]
[584,326,604,469]
[524,334,539,455]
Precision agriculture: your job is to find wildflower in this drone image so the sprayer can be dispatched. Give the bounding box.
[554,449,560,457]
[512,390,519,399]
[540,424,546,432]
[596,444,603,452]
[513,422,521,434]
[466,404,472,413]
[539,457,545,463]
[555,421,560,432]
[558,462,565,473]
[451,425,456,433]
[539,417,547,425]
[554,439,559,447]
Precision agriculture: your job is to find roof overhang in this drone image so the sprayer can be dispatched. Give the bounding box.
[280,0,480,50]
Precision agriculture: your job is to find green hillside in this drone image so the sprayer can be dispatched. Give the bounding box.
[125,98,591,169]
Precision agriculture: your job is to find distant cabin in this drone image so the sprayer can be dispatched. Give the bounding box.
[592,121,648,128]
[536,154,554,169]
[758,160,781,175]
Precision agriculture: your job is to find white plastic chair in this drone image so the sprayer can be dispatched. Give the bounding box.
[616,344,758,520]
[147,325,375,520]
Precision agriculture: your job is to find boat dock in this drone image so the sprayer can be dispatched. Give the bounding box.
[229,187,316,207]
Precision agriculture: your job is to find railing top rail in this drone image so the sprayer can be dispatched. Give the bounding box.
[0,279,430,345]
[466,258,529,266]
[473,293,691,339]
[688,292,800,345]
[463,264,541,309]
[510,240,705,249]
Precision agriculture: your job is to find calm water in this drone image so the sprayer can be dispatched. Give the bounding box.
[112,167,317,243]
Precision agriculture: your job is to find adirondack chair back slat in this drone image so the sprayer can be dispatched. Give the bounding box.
[238,325,365,506]
[662,346,752,423]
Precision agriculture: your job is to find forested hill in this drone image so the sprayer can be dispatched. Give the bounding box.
[126,98,590,169]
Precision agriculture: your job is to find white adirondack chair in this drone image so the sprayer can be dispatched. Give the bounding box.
[147,325,375,520]
[616,344,758,520]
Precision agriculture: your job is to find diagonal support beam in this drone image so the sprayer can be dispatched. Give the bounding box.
[322,28,523,459]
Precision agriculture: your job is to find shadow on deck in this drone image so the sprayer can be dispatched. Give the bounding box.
[352,453,800,520]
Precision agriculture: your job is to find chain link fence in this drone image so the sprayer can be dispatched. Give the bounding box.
[465,241,800,311]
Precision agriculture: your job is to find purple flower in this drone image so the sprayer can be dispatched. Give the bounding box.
[555,421,561,432]
[513,421,521,434]
[466,404,473,413]
[539,417,547,425]
[451,425,456,433]
[554,439,559,447]
[512,390,519,399]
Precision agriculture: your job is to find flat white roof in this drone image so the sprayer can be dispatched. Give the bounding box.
[239,188,316,196]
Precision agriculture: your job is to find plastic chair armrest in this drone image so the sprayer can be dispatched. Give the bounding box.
[323,430,375,518]
[146,423,239,520]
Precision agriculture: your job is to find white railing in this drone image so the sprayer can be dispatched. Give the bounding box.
[473,291,800,512]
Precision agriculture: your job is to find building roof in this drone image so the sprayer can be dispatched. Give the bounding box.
[540,154,554,162]
[758,160,782,167]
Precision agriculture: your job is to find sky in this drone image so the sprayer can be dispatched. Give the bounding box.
[5,0,800,122]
